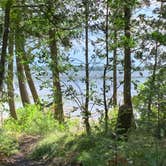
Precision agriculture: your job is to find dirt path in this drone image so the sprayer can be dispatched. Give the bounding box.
[1,135,46,166]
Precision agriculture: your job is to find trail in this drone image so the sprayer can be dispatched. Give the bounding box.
[0,135,82,166]
[1,135,45,166]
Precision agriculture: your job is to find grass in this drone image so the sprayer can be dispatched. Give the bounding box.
[30,129,166,166]
[31,130,115,166]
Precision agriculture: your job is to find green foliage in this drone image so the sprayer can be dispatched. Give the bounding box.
[75,135,114,166]
[0,0,165,165]
[3,105,58,135]
[31,121,166,166]
[31,126,115,166]
[123,130,166,166]
[31,132,71,160]
[30,119,81,160]
[108,107,118,131]
[0,0,13,8]
[96,107,118,134]
[121,36,136,48]
[2,110,166,166]
[148,31,166,45]
[133,68,166,136]
[0,129,18,156]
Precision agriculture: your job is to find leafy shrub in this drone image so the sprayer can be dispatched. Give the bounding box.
[3,105,58,135]
[133,68,166,137]
[0,129,18,156]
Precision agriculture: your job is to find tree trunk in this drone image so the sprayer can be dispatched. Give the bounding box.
[49,29,64,122]
[103,0,109,133]
[23,53,40,104]
[7,32,17,119]
[15,32,30,106]
[116,4,134,136]
[0,0,12,94]
[113,30,117,107]
[123,6,132,107]
[84,0,91,135]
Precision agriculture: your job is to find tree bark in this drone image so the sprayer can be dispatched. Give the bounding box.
[103,0,109,133]
[116,3,134,136]
[113,30,117,107]
[49,29,64,122]
[23,53,40,104]
[0,0,12,94]
[15,32,30,106]
[7,32,17,119]
[84,0,91,135]
[123,6,132,106]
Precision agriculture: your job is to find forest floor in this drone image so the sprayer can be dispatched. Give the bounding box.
[0,135,46,166]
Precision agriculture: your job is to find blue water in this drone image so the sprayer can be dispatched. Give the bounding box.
[7,69,149,119]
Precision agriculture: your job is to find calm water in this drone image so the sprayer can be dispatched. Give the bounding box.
[1,69,150,120]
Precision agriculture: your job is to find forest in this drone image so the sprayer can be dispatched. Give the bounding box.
[0,0,166,165]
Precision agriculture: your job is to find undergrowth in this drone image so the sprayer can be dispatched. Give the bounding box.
[0,128,18,156]
[30,127,166,166]
[0,104,166,166]
[3,104,58,135]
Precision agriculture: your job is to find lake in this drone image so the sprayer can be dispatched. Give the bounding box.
[0,69,150,120]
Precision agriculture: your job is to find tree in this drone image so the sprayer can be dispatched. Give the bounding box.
[109,0,122,108]
[0,0,12,95]
[11,2,32,106]
[112,29,118,107]
[22,51,40,105]
[146,1,165,121]
[49,29,64,122]
[15,32,31,106]
[7,31,17,119]
[116,0,135,136]
[11,0,40,107]
[103,0,109,133]
[84,0,91,134]
[33,0,78,122]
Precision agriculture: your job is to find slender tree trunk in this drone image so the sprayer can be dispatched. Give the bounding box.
[0,0,12,94]
[123,6,132,107]
[49,29,64,122]
[103,0,109,133]
[116,4,134,136]
[84,0,91,135]
[23,53,40,104]
[15,32,30,106]
[113,30,117,107]
[7,32,17,119]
